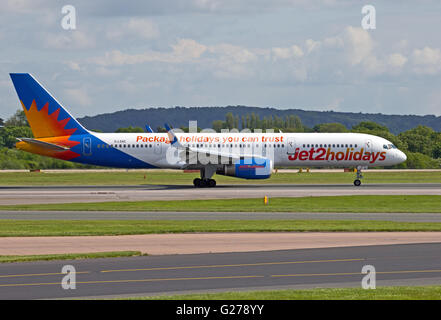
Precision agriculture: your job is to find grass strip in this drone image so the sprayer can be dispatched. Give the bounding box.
[1,195,440,213]
[0,220,441,236]
[0,251,143,263]
[131,286,441,300]
[0,171,439,186]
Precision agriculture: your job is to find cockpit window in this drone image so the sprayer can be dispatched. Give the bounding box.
[383,144,388,149]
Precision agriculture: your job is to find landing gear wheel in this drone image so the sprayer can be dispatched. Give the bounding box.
[193,178,201,188]
[208,179,216,188]
[354,179,361,186]
[199,179,207,188]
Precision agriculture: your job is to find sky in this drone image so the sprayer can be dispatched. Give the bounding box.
[1,0,441,120]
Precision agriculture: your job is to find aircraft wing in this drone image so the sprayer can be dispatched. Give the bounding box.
[164,124,264,168]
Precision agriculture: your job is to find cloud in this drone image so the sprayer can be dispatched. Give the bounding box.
[305,39,321,54]
[411,46,441,74]
[44,31,95,50]
[2,0,50,13]
[343,26,374,66]
[387,53,408,69]
[64,88,92,107]
[271,45,304,61]
[209,43,257,63]
[89,39,207,66]
[106,18,159,41]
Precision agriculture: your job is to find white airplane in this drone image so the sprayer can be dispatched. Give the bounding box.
[10,73,407,187]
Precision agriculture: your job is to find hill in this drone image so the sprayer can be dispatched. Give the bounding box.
[78,106,441,134]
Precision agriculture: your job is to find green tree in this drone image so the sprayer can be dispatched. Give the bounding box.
[225,112,235,129]
[352,121,389,132]
[404,151,439,169]
[115,126,144,133]
[351,121,407,151]
[5,110,28,127]
[314,123,348,133]
[433,142,441,159]
[398,126,437,156]
[0,126,33,148]
[212,120,225,132]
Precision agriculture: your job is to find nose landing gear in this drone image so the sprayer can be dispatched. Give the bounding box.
[354,166,363,186]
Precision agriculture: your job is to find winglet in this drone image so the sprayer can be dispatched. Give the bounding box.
[145,125,154,133]
[164,123,181,147]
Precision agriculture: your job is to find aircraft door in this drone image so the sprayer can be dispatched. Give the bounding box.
[287,137,296,154]
[365,139,372,152]
[83,137,92,156]
[154,142,162,155]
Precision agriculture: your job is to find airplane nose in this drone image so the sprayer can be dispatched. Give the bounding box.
[399,151,407,162]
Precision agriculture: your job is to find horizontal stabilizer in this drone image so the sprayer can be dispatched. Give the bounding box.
[17,138,70,151]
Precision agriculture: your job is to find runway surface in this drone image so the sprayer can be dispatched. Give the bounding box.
[1,243,441,299]
[1,210,441,222]
[1,183,440,205]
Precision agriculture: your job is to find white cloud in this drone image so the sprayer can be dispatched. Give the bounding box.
[172,39,208,60]
[323,36,344,48]
[44,31,95,50]
[387,53,407,69]
[271,45,304,61]
[128,18,159,39]
[64,88,92,106]
[106,18,159,40]
[91,39,207,66]
[412,46,441,74]
[343,26,374,66]
[65,61,82,71]
[305,39,321,53]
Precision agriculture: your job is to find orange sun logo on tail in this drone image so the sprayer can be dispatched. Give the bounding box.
[22,100,78,138]
[17,100,81,161]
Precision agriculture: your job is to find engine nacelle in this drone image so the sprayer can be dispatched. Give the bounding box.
[216,157,272,179]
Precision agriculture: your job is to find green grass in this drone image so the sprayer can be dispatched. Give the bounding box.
[2,195,440,213]
[1,219,441,237]
[0,170,439,186]
[133,286,441,300]
[0,251,143,263]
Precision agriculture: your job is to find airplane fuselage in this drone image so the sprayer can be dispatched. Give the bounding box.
[47,131,407,169]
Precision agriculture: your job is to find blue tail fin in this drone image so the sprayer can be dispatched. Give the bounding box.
[10,73,88,138]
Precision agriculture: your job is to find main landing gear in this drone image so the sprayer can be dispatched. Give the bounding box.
[354,166,363,186]
[193,178,216,188]
[193,166,217,188]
